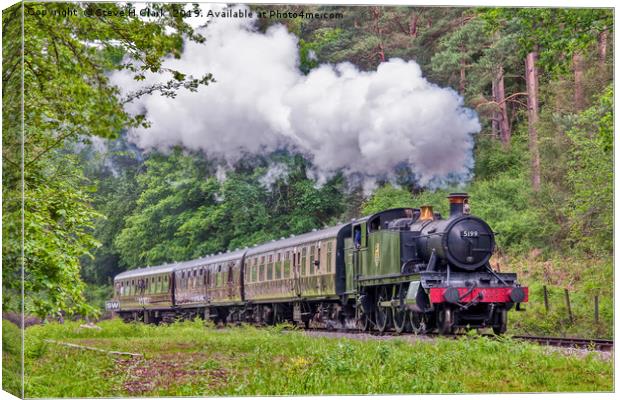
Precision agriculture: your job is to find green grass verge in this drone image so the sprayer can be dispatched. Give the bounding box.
[23,319,612,397]
[2,320,23,397]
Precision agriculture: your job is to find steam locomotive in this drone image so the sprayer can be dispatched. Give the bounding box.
[107,193,528,334]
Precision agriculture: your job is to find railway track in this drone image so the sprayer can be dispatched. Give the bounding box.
[509,335,614,351]
[296,327,614,351]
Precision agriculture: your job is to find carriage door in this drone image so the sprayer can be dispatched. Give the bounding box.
[205,268,210,303]
[291,247,301,297]
[227,262,234,300]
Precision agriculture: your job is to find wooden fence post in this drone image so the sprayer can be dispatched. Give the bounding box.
[543,285,549,312]
[564,289,573,323]
[594,295,599,323]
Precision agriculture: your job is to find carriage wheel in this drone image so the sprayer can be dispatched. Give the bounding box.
[408,311,428,334]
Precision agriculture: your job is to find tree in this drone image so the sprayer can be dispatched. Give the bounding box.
[2,2,213,318]
[480,8,612,191]
[564,85,613,254]
[114,150,223,268]
[362,185,414,215]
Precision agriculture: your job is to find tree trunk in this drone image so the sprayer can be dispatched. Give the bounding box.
[598,29,608,70]
[496,66,511,147]
[525,52,541,192]
[459,44,466,95]
[491,78,499,139]
[572,51,585,112]
[372,7,385,63]
[409,13,419,37]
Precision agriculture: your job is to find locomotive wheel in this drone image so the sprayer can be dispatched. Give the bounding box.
[392,284,408,334]
[437,307,454,334]
[408,311,428,334]
[356,304,370,331]
[357,313,370,331]
[375,307,389,332]
[493,308,507,335]
[375,287,390,333]
[392,307,408,334]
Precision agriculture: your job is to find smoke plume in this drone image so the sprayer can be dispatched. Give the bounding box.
[112,5,480,188]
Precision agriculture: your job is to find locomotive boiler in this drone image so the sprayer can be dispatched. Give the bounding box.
[109,193,527,335]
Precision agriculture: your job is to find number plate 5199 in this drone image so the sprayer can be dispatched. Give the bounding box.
[461,230,479,237]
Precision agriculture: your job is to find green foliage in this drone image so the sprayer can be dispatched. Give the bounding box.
[299,28,343,74]
[22,319,612,396]
[563,85,613,255]
[473,136,527,180]
[79,141,142,284]
[3,152,102,318]
[361,184,415,215]
[114,149,221,267]
[112,150,346,268]
[480,8,612,75]
[2,2,213,318]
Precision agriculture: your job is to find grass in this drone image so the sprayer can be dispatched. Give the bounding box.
[2,320,23,397]
[21,318,613,397]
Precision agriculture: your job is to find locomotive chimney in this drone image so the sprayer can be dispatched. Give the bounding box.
[420,205,434,221]
[448,193,469,217]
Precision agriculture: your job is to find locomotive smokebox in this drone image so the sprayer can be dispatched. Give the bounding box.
[448,193,469,217]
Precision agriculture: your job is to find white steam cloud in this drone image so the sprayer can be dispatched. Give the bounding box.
[112,5,480,188]
[259,163,289,188]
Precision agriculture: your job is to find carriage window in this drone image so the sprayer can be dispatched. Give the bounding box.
[283,254,290,278]
[259,264,265,282]
[317,247,321,272]
[310,245,316,275]
[267,260,273,281]
[228,266,234,283]
[252,265,257,282]
[275,256,282,280]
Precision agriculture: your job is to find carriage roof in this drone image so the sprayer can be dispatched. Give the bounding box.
[245,223,350,256]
